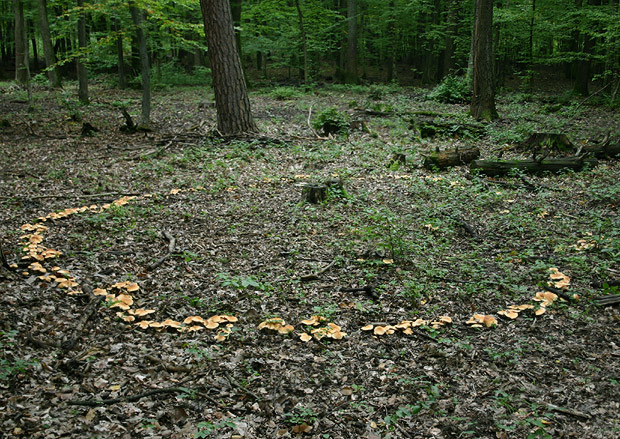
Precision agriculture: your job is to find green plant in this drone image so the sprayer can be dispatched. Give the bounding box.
[216,273,272,292]
[427,75,470,104]
[284,406,318,425]
[268,86,303,100]
[195,418,236,438]
[312,107,349,135]
[0,330,38,381]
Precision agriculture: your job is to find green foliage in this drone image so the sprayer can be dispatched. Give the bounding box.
[312,107,349,135]
[428,75,470,104]
[0,330,38,381]
[216,273,272,292]
[268,86,304,100]
[195,419,236,438]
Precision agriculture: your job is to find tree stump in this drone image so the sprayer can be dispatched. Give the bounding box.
[517,133,575,156]
[470,157,598,176]
[301,184,328,203]
[423,147,480,169]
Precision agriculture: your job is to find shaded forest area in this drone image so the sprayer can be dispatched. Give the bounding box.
[1,0,620,438]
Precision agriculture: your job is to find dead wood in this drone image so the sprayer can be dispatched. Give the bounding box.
[594,294,620,306]
[300,260,337,281]
[340,285,380,301]
[67,386,191,406]
[423,146,480,169]
[470,157,598,176]
[120,109,136,133]
[147,230,177,271]
[518,133,575,156]
[61,288,103,353]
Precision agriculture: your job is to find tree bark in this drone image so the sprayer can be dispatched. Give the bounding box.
[295,0,309,83]
[76,0,89,104]
[230,0,242,56]
[345,0,358,83]
[200,0,257,135]
[112,18,127,89]
[470,157,598,176]
[470,0,498,121]
[14,0,28,84]
[37,0,61,87]
[129,3,150,127]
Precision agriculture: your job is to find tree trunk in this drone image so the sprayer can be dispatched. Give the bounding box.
[200,0,257,135]
[37,0,61,87]
[345,0,358,83]
[386,0,395,82]
[112,18,127,89]
[129,3,150,127]
[76,0,89,104]
[230,0,242,56]
[470,157,598,176]
[470,0,498,121]
[14,0,28,84]
[294,0,309,83]
[30,21,39,71]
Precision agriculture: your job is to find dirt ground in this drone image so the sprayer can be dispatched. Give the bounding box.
[1,81,619,439]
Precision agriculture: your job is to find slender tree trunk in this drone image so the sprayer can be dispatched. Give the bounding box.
[200,0,257,135]
[386,0,395,82]
[129,3,150,127]
[14,0,28,84]
[470,0,498,121]
[442,2,458,77]
[529,0,536,64]
[112,18,127,89]
[37,0,61,87]
[30,22,39,72]
[294,0,309,83]
[76,0,89,104]
[230,0,242,56]
[345,0,358,83]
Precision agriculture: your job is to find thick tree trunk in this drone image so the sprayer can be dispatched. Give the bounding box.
[14,0,28,84]
[112,19,127,89]
[470,0,498,121]
[37,0,61,87]
[345,0,358,83]
[76,0,89,104]
[294,0,309,83]
[200,0,257,135]
[129,3,150,127]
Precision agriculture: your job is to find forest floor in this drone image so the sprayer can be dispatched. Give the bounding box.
[0,80,619,439]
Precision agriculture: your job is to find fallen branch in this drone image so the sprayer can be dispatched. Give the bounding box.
[145,354,192,373]
[470,157,598,176]
[67,386,191,406]
[340,285,380,301]
[147,230,177,271]
[62,289,103,353]
[594,294,620,306]
[0,191,141,201]
[299,260,337,281]
[542,284,575,303]
[536,400,591,419]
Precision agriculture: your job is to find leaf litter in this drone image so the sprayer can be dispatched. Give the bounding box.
[0,84,619,438]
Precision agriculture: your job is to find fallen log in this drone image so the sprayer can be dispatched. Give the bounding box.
[470,157,598,176]
[423,147,480,169]
[583,142,620,159]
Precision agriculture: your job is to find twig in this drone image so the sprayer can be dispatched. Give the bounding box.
[67,386,191,406]
[0,240,13,270]
[536,400,590,419]
[0,191,140,201]
[145,354,193,373]
[300,259,337,281]
[147,230,177,271]
[223,371,262,401]
[61,292,103,353]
